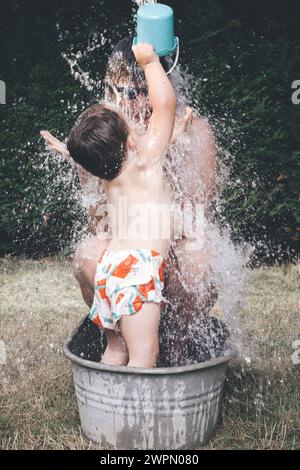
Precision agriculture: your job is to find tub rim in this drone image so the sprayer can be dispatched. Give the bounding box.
[64,338,237,376]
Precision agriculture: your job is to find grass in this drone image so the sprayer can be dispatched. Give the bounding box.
[0,257,299,449]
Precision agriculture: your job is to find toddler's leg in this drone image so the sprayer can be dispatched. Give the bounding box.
[101,329,129,366]
[120,303,160,368]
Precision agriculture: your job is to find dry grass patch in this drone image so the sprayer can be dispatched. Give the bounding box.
[0,257,299,449]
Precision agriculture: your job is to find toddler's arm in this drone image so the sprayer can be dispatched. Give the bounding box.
[40,130,70,159]
[40,130,106,233]
[133,44,176,164]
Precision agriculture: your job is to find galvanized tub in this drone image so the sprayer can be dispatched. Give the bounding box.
[64,333,235,450]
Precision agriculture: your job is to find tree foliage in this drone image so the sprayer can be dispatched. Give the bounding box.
[0,0,299,261]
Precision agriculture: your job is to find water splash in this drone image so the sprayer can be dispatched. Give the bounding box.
[132,0,157,6]
[61,50,102,93]
[41,6,254,367]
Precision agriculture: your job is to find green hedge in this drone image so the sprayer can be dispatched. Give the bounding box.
[0,0,299,261]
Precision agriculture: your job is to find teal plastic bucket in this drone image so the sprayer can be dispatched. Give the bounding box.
[133,3,178,57]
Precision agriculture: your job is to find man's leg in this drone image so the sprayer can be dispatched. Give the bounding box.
[120,303,160,368]
[160,239,218,366]
[72,234,110,307]
[166,239,218,319]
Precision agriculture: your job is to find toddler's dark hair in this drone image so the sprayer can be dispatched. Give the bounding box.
[67,104,129,180]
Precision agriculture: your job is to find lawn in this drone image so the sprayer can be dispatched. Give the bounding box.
[0,257,299,449]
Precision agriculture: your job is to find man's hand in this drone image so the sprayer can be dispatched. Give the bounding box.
[171,107,193,144]
[132,43,159,68]
[40,130,70,159]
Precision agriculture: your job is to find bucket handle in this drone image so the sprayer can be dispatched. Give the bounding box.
[167,39,179,75]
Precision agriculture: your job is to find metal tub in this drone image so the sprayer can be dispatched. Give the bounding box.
[64,332,235,450]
